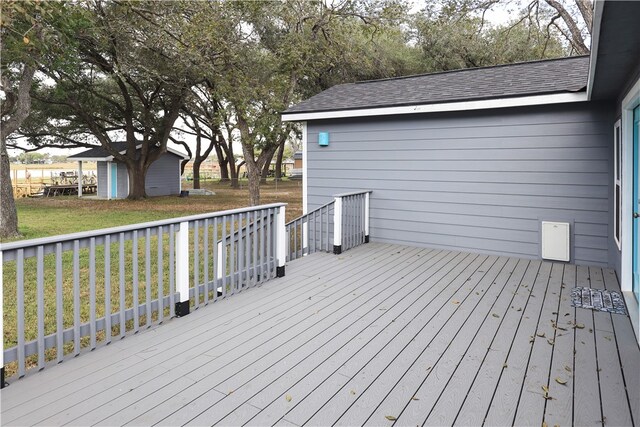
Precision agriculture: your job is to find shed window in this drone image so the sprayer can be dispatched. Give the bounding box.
[614,119,622,250]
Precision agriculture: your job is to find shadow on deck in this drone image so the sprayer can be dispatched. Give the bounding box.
[1,243,638,426]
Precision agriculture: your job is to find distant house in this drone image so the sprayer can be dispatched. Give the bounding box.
[283,1,640,341]
[68,143,189,199]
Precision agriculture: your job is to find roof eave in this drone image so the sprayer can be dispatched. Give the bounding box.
[282,91,588,122]
[586,0,605,100]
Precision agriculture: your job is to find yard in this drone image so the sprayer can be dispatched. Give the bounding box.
[7,179,302,241]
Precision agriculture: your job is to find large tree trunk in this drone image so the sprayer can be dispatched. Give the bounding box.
[127,162,148,199]
[260,149,276,183]
[0,139,19,239]
[245,158,261,206]
[192,158,202,189]
[214,144,229,182]
[275,138,286,180]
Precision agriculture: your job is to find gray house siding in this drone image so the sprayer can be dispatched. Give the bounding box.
[146,153,181,197]
[307,102,613,267]
[117,162,128,198]
[96,161,107,199]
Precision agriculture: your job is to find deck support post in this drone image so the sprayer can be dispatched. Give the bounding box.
[175,221,190,316]
[364,192,370,243]
[333,196,342,254]
[276,205,286,277]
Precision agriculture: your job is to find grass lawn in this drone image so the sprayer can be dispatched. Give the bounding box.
[7,178,303,242]
[2,178,302,377]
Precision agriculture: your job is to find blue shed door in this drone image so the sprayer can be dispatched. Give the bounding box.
[110,163,118,199]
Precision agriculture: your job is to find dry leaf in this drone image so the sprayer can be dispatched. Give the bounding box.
[503,363,508,368]
[385,415,397,421]
[543,422,548,427]
[536,331,546,338]
[542,385,549,393]
[285,394,292,402]
[492,313,500,318]
[411,396,419,401]
[575,323,585,329]
[517,307,522,311]
[228,390,235,395]
[23,36,30,44]
[452,300,460,305]
[350,390,356,395]
[564,365,572,372]
[547,339,555,345]
[426,366,432,370]
[555,377,567,385]
[604,336,612,341]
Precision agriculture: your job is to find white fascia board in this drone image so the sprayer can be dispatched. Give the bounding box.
[587,0,605,100]
[70,157,109,162]
[282,92,588,122]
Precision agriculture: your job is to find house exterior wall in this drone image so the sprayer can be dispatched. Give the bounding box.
[307,102,614,267]
[97,161,107,198]
[145,153,181,197]
[117,162,128,198]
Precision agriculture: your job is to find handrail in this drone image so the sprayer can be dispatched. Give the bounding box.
[0,202,287,254]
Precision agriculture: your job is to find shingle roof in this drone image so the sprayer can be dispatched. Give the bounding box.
[68,142,189,160]
[285,56,589,114]
[67,142,130,159]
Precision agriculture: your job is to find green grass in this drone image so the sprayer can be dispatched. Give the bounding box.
[2,179,302,377]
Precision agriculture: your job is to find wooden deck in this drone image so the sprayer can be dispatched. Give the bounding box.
[1,243,638,426]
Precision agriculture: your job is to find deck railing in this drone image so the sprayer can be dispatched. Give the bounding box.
[285,190,371,261]
[0,203,287,384]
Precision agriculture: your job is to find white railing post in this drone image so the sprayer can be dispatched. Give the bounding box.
[77,161,83,197]
[333,196,343,254]
[176,221,190,316]
[277,205,286,277]
[0,250,4,388]
[364,192,370,243]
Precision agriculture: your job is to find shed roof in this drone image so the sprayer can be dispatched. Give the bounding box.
[68,143,189,161]
[284,56,589,115]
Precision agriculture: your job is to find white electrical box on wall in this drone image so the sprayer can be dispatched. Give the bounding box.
[541,221,570,262]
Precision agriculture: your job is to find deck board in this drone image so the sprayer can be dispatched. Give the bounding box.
[1,243,638,427]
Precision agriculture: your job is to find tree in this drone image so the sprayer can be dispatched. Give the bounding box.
[1,0,71,238]
[27,0,199,199]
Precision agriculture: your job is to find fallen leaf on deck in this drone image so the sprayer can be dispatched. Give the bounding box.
[285,394,292,402]
[575,323,585,329]
[564,365,572,372]
[555,377,567,385]
[547,339,555,345]
[385,415,397,421]
[536,331,546,338]
[350,390,356,395]
[503,363,508,368]
[517,307,522,312]
[604,336,612,341]
[542,385,549,393]
[452,300,460,304]
[411,396,419,401]
[492,313,500,318]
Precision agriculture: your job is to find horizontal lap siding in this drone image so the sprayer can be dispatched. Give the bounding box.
[307,103,612,266]
[146,153,181,197]
[97,161,107,199]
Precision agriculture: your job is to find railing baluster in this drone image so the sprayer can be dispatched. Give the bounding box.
[145,229,151,327]
[204,219,209,305]
[132,230,139,333]
[169,224,175,318]
[245,212,250,288]
[17,249,25,376]
[238,214,244,290]
[36,246,45,369]
[73,240,80,356]
[55,243,63,362]
[119,233,125,338]
[264,209,275,280]
[105,235,111,344]
[213,217,219,301]
[157,226,164,322]
[253,210,259,285]
[230,213,235,294]
[89,237,96,349]
[222,215,227,299]
[194,221,199,308]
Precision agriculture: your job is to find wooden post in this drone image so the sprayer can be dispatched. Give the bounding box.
[276,205,286,277]
[78,161,83,197]
[333,196,343,254]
